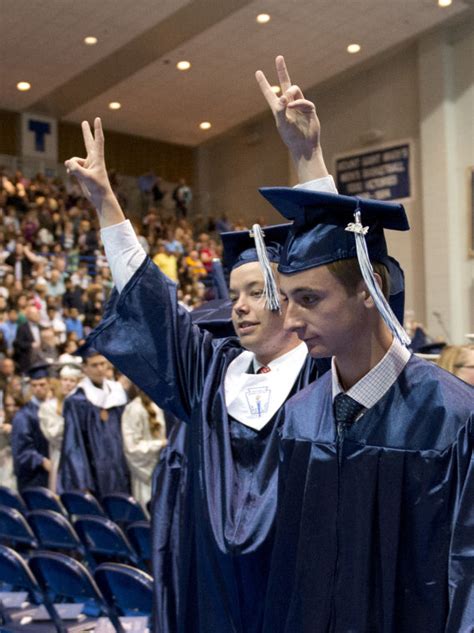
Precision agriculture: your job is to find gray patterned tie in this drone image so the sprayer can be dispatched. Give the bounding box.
[333,393,364,425]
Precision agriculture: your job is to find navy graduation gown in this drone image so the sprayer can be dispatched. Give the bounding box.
[263,357,474,633]
[58,389,130,498]
[87,257,326,633]
[11,400,49,490]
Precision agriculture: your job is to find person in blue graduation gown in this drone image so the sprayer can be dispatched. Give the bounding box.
[58,348,130,498]
[63,67,333,629]
[256,61,474,631]
[11,363,51,490]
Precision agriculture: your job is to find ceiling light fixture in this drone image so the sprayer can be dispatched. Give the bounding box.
[271,85,281,94]
[16,81,31,91]
[256,13,271,24]
[84,36,98,45]
[177,60,191,71]
[347,43,361,54]
[109,102,121,110]
[199,122,211,130]
[438,0,452,6]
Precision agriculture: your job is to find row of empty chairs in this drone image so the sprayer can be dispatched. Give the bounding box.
[0,487,151,572]
[0,544,152,632]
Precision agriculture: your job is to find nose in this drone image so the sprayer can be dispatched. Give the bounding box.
[233,296,249,316]
[283,301,305,334]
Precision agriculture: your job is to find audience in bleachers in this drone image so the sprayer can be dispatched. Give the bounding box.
[0,165,237,502]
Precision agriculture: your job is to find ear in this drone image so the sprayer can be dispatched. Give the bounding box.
[358,272,383,309]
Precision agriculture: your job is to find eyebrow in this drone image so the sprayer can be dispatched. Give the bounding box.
[285,286,321,295]
[229,281,263,294]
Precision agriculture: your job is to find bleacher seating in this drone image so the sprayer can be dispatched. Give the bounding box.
[22,488,67,517]
[0,507,38,551]
[102,493,148,526]
[60,492,106,519]
[0,489,28,516]
[94,562,153,619]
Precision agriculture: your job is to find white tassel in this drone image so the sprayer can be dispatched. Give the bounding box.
[345,211,411,347]
[251,224,281,312]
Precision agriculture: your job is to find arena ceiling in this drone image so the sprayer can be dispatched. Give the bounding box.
[1,0,472,147]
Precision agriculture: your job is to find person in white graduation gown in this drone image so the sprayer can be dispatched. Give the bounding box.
[38,363,82,491]
[122,387,167,508]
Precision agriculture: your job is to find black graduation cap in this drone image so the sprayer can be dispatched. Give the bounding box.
[191,299,235,338]
[259,187,411,341]
[221,224,291,272]
[258,188,409,274]
[26,362,52,380]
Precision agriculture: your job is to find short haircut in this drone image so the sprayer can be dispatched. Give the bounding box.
[326,258,391,299]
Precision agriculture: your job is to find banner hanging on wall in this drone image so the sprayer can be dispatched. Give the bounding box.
[21,112,58,162]
[334,141,413,202]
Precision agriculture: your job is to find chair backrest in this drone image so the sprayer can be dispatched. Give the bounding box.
[0,486,28,514]
[29,551,125,633]
[126,521,151,567]
[28,510,85,555]
[60,491,106,518]
[22,487,67,515]
[74,516,141,568]
[0,544,42,603]
[0,505,38,549]
[102,493,148,525]
[94,563,153,617]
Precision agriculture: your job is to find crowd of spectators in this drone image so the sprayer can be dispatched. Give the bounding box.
[0,166,240,428]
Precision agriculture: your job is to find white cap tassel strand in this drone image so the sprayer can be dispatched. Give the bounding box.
[251,223,281,312]
[345,210,411,347]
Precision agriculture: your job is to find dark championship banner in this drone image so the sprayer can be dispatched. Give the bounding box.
[335,142,412,202]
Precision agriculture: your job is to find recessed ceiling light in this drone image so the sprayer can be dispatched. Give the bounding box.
[16,81,31,91]
[109,102,121,110]
[84,36,98,45]
[271,85,281,94]
[177,60,191,71]
[438,0,452,6]
[256,13,271,24]
[347,43,361,54]
[199,122,211,130]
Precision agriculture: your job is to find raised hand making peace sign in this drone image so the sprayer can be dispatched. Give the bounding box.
[256,55,329,183]
[65,118,124,227]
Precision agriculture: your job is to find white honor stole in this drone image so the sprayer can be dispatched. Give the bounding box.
[224,342,308,431]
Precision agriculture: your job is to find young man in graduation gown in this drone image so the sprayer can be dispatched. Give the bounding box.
[11,363,51,490]
[58,348,130,498]
[63,57,333,633]
[255,78,474,633]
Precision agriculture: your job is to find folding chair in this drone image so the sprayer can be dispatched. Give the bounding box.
[29,551,125,633]
[74,516,142,569]
[101,493,148,526]
[0,506,38,551]
[27,511,93,568]
[60,492,106,518]
[0,488,28,515]
[94,562,153,621]
[126,522,152,571]
[0,544,58,630]
[22,488,67,516]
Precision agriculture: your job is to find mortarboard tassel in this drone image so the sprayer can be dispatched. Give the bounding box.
[251,223,281,312]
[346,209,411,346]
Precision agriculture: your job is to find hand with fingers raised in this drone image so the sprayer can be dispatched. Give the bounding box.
[255,55,329,183]
[65,118,125,227]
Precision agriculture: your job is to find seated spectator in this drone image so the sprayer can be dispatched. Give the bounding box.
[13,305,42,373]
[438,344,474,386]
[152,242,178,282]
[0,358,16,393]
[64,307,84,341]
[39,327,59,365]
[184,249,207,281]
[0,308,18,354]
[47,269,66,298]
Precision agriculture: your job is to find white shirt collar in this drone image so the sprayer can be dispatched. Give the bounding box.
[331,337,411,409]
[253,341,307,373]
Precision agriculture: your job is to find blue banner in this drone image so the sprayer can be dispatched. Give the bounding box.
[335,143,411,201]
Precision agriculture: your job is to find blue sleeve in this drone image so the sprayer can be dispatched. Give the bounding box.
[446,415,474,632]
[87,257,229,423]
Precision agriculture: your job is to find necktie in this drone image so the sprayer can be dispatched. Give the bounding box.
[333,393,364,425]
[257,366,271,374]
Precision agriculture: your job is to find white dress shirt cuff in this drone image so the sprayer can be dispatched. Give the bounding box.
[100,220,147,293]
[294,175,338,193]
